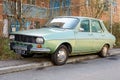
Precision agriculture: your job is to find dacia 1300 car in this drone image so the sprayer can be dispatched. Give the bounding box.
[9,16,116,65]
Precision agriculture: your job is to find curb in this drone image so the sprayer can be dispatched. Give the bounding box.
[0,55,98,75]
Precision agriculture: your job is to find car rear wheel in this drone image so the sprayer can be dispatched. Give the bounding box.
[51,45,69,65]
[99,45,109,57]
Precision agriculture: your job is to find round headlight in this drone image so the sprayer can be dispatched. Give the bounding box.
[9,35,15,40]
[36,38,44,44]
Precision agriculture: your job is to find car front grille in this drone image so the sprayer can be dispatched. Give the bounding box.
[15,35,36,43]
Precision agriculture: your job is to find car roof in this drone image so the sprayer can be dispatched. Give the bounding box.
[56,16,102,21]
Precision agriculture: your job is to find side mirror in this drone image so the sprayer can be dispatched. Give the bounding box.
[79,27,84,32]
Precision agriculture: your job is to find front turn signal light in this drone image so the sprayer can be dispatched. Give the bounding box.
[37,44,42,48]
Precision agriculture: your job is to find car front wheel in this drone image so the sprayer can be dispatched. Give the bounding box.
[51,45,69,65]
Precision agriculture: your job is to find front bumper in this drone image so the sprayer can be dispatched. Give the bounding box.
[10,42,51,54]
[30,48,51,53]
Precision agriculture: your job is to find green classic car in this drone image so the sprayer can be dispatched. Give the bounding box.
[9,16,116,65]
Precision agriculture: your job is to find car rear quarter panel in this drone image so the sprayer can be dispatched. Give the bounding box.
[105,33,116,48]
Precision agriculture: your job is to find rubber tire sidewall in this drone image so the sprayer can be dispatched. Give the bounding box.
[99,45,109,58]
[51,45,69,65]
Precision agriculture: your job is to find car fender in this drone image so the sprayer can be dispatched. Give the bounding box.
[43,39,74,54]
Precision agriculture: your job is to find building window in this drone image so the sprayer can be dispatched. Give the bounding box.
[27,0,35,5]
[32,0,35,5]
[113,0,117,14]
[103,0,109,11]
[85,0,90,7]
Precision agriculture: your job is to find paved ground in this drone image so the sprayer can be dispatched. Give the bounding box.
[0,56,49,68]
[0,48,119,68]
[0,54,120,80]
[0,48,119,75]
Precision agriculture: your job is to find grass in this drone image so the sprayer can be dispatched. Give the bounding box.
[0,38,20,60]
[104,22,120,48]
[112,23,120,48]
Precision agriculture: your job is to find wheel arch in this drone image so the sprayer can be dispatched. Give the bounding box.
[58,42,72,54]
[101,43,110,50]
[104,43,110,49]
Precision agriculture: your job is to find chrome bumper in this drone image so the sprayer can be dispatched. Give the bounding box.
[10,43,51,54]
[30,48,51,53]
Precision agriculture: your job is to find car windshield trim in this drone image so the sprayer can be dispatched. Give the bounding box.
[46,17,79,29]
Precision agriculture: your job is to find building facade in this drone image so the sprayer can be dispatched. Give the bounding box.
[71,0,120,22]
[0,0,71,36]
[0,0,120,37]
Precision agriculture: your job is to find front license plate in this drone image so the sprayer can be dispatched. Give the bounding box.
[13,46,27,51]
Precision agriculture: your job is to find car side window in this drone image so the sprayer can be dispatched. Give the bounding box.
[91,20,103,33]
[80,20,90,32]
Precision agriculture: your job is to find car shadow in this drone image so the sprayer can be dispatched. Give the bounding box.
[106,55,119,61]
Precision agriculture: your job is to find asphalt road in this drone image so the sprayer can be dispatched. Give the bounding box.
[0,54,120,80]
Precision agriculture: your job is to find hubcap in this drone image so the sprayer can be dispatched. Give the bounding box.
[57,48,67,62]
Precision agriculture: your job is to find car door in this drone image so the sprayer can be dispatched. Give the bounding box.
[75,19,94,54]
[91,19,106,52]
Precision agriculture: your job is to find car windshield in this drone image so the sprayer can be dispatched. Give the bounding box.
[46,17,79,29]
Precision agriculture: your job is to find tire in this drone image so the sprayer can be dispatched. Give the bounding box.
[99,45,109,58]
[51,45,69,65]
[21,53,34,58]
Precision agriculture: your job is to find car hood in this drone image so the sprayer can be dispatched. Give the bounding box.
[11,28,72,37]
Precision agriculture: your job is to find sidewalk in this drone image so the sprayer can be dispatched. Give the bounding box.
[0,48,119,75]
[0,57,49,68]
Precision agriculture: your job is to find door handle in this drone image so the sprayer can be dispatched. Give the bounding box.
[88,33,93,36]
[101,34,105,36]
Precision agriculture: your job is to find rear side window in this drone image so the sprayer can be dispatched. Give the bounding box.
[91,20,103,33]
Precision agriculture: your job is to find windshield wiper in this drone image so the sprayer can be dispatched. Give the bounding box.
[50,25,61,28]
[41,26,49,28]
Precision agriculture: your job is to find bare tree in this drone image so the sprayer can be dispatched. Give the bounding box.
[91,0,105,18]
[71,0,109,18]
